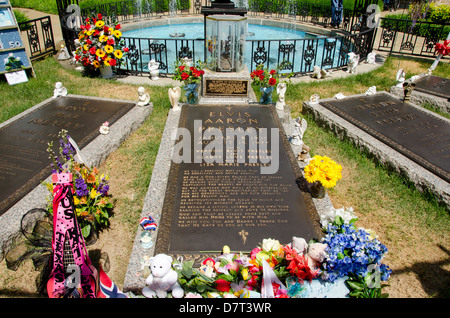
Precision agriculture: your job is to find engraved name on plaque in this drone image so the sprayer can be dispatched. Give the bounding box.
[156,105,321,262]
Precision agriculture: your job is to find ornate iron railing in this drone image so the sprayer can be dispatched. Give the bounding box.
[18,16,56,61]
[375,17,450,59]
[120,26,375,76]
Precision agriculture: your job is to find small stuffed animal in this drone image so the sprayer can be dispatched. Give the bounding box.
[291,236,308,255]
[306,243,327,270]
[142,254,184,298]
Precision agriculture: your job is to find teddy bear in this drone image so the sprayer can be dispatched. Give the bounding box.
[142,254,184,298]
[306,242,327,270]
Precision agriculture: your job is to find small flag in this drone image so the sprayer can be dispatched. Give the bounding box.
[97,265,128,298]
[140,214,157,231]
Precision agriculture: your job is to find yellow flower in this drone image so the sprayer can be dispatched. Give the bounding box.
[95,20,105,28]
[241,268,248,280]
[74,196,80,206]
[104,45,114,53]
[104,57,111,66]
[99,35,108,42]
[113,30,122,38]
[93,60,100,68]
[83,44,89,51]
[96,49,106,58]
[113,49,123,59]
[90,189,98,199]
[86,30,94,36]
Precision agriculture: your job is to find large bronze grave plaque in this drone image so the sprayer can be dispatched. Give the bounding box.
[319,92,450,182]
[155,104,322,261]
[413,75,450,99]
[0,95,136,216]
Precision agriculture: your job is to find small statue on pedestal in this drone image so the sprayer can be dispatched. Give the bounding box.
[290,117,311,162]
[148,60,160,81]
[137,87,150,106]
[276,82,287,110]
[403,81,416,103]
[168,86,181,112]
[53,82,68,98]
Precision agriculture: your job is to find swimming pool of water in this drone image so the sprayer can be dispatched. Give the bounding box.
[123,23,318,41]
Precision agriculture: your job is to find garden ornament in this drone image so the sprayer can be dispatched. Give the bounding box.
[168,86,182,111]
[53,82,68,98]
[346,52,360,74]
[137,87,150,106]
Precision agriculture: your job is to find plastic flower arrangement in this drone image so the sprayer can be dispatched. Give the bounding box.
[435,39,450,56]
[250,64,279,87]
[45,130,113,239]
[320,213,392,297]
[170,209,391,298]
[304,155,342,189]
[173,59,205,103]
[74,13,129,71]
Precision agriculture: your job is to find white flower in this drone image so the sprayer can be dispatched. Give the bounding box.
[261,238,281,252]
[319,207,357,228]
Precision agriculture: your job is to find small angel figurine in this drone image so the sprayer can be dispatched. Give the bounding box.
[137,87,150,106]
[53,82,68,98]
[290,117,307,146]
[276,82,287,110]
[99,121,109,135]
[168,86,181,111]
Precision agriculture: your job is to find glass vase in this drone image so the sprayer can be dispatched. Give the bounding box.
[260,86,274,104]
[184,82,199,104]
[311,181,326,199]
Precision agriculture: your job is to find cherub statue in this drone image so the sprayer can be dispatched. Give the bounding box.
[137,87,150,106]
[276,82,287,110]
[148,59,160,81]
[53,82,68,98]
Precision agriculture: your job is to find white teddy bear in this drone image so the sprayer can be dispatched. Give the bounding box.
[142,254,184,298]
[291,237,327,270]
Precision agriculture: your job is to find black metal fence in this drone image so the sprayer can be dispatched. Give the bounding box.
[375,17,450,59]
[19,16,56,61]
[120,26,375,76]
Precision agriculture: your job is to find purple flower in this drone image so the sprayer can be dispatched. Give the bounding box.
[75,177,89,197]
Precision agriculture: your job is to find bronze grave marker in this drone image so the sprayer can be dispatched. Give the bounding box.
[204,79,249,96]
[319,92,450,182]
[413,75,450,100]
[155,104,322,261]
[0,95,136,216]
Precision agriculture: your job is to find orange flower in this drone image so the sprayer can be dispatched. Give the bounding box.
[86,173,96,183]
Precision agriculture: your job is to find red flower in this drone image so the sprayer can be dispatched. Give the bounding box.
[181,72,189,80]
[97,13,102,20]
[115,24,121,30]
[107,39,115,46]
[270,69,276,75]
[109,58,117,66]
[89,47,96,55]
[214,279,231,292]
[268,77,277,86]
[85,24,91,31]
[179,65,185,71]
[435,40,450,56]
[103,26,109,33]
[123,47,129,53]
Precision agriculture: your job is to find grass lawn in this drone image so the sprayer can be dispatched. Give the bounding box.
[0,54,449,298]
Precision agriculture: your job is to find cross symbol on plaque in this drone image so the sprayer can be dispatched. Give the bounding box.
[226,105,232,112]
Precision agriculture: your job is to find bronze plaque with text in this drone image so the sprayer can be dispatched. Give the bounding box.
[413,75,450,99]
[155,104,322,261]
[319,92,450,182]
[0,96,136,215]
[205,79,249,96]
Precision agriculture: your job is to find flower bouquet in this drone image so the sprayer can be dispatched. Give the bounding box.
[250,64,279,104]
[74,13,129,75]
[45,130,113,240]
[169,206,391,298]
[304,155,342,198]
[173,59,205,104]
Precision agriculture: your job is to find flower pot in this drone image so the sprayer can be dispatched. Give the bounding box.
[260,86,275,104]
[184,82,199,104]
[100,65,114,79]
[310,181,326,199]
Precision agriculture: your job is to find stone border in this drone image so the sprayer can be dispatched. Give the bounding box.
[123,103,334,294]
[302,92,450,208]
[390,73,450,115]
[0,94,153,257]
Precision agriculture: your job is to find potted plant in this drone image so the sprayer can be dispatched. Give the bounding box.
[303,155,342,198]
[74,13,129,78]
